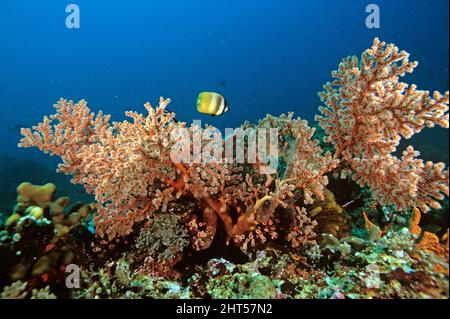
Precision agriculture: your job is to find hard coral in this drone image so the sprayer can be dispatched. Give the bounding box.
[5,182,93,237]
[0,182,93,288]
[16,182,56,204]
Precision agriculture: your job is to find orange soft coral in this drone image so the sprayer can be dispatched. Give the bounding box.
[409,207,422,236]
[417,231,448,261]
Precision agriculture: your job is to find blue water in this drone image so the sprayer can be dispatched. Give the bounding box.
[0,0,448,165]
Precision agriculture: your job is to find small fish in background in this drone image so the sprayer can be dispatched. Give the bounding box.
[219,79,227,87]
[197,92,229,116]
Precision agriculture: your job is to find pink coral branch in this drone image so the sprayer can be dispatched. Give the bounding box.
[316,38,449,211]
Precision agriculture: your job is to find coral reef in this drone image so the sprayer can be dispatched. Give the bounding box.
[0,280,56,299]
[0,38,447,299]
[0,153,92,220]
[18,97,337,255]
[0,183,94,292]
[307,188,350,239]
[5,182,94,236]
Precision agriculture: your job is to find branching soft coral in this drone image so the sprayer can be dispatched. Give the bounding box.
[18,98,333,249]
[20,97,181,239]
[278,115,338,204]
[316,38,449,211]
[244,112,338,205]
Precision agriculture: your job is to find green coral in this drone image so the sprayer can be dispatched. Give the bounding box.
[207,269,277,299]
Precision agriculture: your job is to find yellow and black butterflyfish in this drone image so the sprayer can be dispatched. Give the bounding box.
[196,92,229,116]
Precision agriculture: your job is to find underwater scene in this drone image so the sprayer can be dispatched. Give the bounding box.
[0,0,449,303]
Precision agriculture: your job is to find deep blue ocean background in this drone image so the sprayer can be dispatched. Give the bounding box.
[0,0,448,173]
